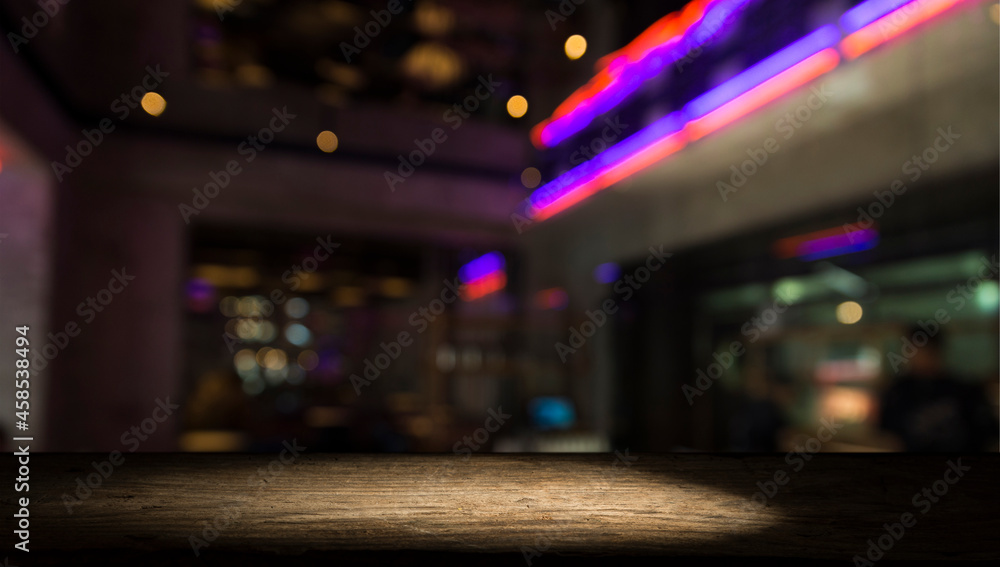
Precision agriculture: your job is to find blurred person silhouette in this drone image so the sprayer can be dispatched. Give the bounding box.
[879,326,997,452]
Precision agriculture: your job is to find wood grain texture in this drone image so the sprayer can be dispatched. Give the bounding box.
[6,453,999,561]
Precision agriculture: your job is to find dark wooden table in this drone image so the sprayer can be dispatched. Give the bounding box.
[4,453,998,565]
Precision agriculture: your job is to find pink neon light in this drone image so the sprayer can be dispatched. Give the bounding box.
[532,131,687,220]
[531,0,713,148]
[462,271,507,301]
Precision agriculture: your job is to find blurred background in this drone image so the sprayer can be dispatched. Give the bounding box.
[0,0,997,454]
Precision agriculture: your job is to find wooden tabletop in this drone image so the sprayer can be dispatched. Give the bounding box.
[6,453,999,564]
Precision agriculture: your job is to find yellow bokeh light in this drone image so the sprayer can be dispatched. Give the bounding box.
[141,92,166,116]
[836,301,863,325]
[236,318,259,339]
[263,348,287,370]
[507,95,528,118]
[317,130,339,153]
[521,167,541,189]
[564,35,587,60]
[255,347,272,367]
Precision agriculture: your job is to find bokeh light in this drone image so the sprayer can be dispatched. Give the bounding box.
[263,348,288,370]
[564,34,587,59]
[233,349,257,372]
[506,95,528,118]
[316,130,338,153]
[298,349,320,371]
[219,296,240,317]
[284,323,312,346]
[593,262,622,284]
[285,297,310,318]
[141,92,166,116]
[836,301,863,325]
[521,167,541,189]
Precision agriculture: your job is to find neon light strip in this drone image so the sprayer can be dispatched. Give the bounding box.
[841,0,966,59]
[774,224,874,258]
[531,0,708,148]
[530,112,685,211]
[533,132,686,221]
[462,271,507,300]
[458,252,505,284]
[799,236,879,261]
[532,0,755,149]
[685,26,840,119]
[800,228,877,255]
[528,0,970,221]
[686,48,841,140]
[840,0,913,33]
[798,229,878,257]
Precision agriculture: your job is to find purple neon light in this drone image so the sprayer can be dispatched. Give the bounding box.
[798,229,879,260]
[593,263,622,284]
[459,252,505,284]
[539,0,755,149]
[186,278,214,301]
[685,25,841,119]
[840,0,913,33]
[528,112,686,211]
